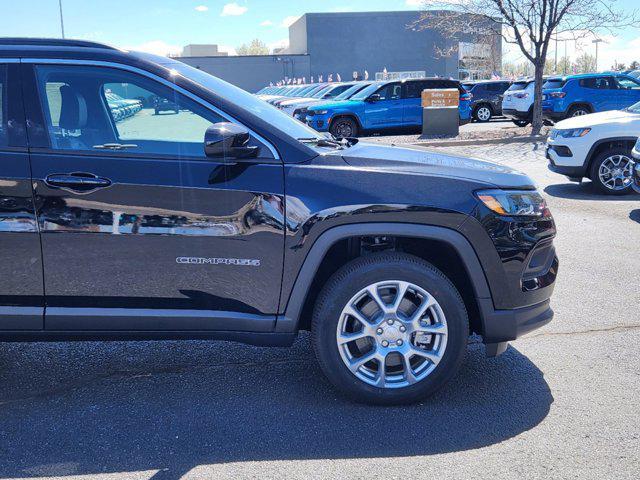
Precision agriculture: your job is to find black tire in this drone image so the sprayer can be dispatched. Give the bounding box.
[473,104,493,122]
[154,108,160,115]
[513,119,529,127]
[311,252,468,405]
[589,147,635,195]
[329,117,359,138]
[567,105,591,118]
[174,109,180,114]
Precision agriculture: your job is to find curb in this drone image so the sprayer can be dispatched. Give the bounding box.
[414,135,548,148]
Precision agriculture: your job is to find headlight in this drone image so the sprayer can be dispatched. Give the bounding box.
[313,110,328,115]
[554,128,591,138]
[476,189,551,218]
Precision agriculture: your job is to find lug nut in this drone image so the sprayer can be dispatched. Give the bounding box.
[376,328,384,335]
[387,319,394,325]
[399,326,406,333]
[382,340,389,347]
[397,340,403,346]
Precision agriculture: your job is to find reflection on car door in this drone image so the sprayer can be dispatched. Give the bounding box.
[364,82,403,128]
[0,62,44,330]
[402,80,430,127]
[23,62,285,332]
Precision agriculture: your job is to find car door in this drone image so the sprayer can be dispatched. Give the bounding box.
[22,61,285,332]
[402,80,430,127]
[363,82,403,129]
[614,76,640,109]
[0,61,44,330]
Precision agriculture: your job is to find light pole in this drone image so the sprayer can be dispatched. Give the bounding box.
[58,0,65,38]
[592,38,604,71]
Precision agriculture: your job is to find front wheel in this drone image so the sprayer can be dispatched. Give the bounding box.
[590,148,635,195]
[329,117,359,138]
[474,105,492,122]
[312,252,468,405]
[513,119,529,127]
[568,105,591,117]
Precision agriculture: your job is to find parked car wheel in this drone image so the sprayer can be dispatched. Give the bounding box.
[474,105,493,122]
[513,119,530,127]
[312,252,468,405]
[330,117,359,138]
[590,148,635,195]
[568,105,591,117]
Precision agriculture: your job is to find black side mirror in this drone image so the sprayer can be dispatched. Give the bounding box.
[204,122,259,160]
[366,94,381,103]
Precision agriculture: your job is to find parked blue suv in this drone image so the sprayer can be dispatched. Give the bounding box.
[306,78,472,137]
[542,73,640,122]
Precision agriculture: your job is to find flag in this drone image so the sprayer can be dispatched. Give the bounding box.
[328,74,333,82]
[337,73,342,82]
[364,70,369,80]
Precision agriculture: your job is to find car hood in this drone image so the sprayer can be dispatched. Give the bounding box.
[309,99,361,112]
[340,142,535,189]
[555,109,640,128]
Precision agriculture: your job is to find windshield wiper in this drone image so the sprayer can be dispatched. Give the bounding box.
[298,137,357,149]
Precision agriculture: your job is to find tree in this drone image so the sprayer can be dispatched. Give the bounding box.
[574,53,597,73]
[630,60,640,70]
[414,1,639,135]
[557,56,574,75]
[237,39,269,56]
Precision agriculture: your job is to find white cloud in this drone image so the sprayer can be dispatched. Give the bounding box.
[269,38,290,53]
[260,20,273,26]
[123,40,182,57]
[221,2,248,16]
[194,5,208,12]
[281,15,300,28]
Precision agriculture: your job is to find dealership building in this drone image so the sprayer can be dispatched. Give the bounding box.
[178,10,502,92]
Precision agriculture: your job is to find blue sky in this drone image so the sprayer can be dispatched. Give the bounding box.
[1,0,639,68]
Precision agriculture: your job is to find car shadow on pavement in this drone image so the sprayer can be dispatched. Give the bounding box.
[630,209,640,223]
[544,182,640,201]
[0,335,553,479]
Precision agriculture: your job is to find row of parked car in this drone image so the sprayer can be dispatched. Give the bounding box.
[256,79,473,138]
[104,92,143,122]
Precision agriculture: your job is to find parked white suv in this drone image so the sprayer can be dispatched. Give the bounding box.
[502,78,536,127]
[546,104,640,194]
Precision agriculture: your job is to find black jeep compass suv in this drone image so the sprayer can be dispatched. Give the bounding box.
[0,39,558,404]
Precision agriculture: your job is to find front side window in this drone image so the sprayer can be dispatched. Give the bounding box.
[34,64,237,158]
[376,83,402,101]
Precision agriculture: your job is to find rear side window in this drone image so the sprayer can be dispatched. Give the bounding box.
[0,65,6,147]
[579,77,615,89]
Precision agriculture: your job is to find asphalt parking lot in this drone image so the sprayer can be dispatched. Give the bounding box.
[0,138,639,479]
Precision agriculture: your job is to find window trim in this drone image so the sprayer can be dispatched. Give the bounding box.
[21,58,280,160]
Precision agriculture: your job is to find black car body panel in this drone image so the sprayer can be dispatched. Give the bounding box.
[0,39,557,351]
[464,80,511,118]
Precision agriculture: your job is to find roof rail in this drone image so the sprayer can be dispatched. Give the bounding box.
[0,38,117,50]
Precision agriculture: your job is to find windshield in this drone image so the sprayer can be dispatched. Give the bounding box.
[627,101,640,113]
[543,79,566,89]
[140,53,323,141]
[312,85,334,98]
[351,82,384,101]
[335,83,369,100]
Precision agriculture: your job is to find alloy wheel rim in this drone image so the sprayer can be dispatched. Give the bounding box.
[598,155,633,190]
[336,280,448,389]
[335,121,353,137]
[477,107,491,121]
[572,109,588,117]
